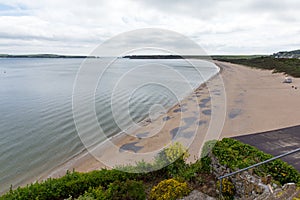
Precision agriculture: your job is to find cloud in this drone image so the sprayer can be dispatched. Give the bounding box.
[0,0,299,55]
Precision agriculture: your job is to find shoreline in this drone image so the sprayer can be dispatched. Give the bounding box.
[5,60,300,194]
[42,60,300,180]
[39,60,224,180]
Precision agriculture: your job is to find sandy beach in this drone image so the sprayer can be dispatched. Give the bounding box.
[217,61,300,137]
[45,60,300,179]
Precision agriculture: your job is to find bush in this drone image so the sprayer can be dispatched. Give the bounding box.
[213,138,300,186]
[217,178,235,200]
[149,179,191,200]
[0,169,136,200]
[75,187,106,200]
[164,142,189,163]
[105,180,146,200]
[73,180,146,200]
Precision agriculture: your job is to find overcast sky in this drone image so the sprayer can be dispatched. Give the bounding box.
[0,0,299,55]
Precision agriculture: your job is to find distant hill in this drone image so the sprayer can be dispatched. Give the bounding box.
[273,50,300,59]
[0,54,96,58]
[123,55,211,59]
[123,55,184,59]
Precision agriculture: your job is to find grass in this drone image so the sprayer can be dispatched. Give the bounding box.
[213,56,300,77]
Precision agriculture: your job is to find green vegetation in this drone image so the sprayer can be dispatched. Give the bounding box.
[217,178,235,200]
[149,179,191,200]
[1,139,299,200]
[213,138,300,185]
[0,142,212,200]
[211,55,265,60]
[213,56,300,77]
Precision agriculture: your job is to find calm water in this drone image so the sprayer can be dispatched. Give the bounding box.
[0,58,218,193]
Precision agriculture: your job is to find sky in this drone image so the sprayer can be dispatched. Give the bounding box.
[0,0,299,55]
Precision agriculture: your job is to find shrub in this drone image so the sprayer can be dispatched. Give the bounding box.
[217,178,235,200]
[213,138,300,186]
[115,160,157,174]
[0,169,136,200]
[105,180,146,200]
[75,187,106,200]
[164,142,189,163]
[149,179,191,200]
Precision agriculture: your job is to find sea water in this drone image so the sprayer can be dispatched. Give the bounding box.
[0,58,218,194]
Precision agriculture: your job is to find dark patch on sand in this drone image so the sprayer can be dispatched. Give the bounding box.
[136,132,150,139]
[173,108,187,113]
[199,97,211,108]
[182,117,197,126]
[173,108,182,113]
[201,97,211,104]
[198,120,207,126]
[170,127,183,139]
[228,108,242,119]
[181,131,195,139]
[202,109,211,116]
[163,116,171,121]
[119,142,143,153]
[199,103,207,108]
[170,117,199,139]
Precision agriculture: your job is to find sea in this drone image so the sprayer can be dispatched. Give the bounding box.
[0,58,219,194]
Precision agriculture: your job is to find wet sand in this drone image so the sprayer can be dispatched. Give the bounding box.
[44,60,300,178]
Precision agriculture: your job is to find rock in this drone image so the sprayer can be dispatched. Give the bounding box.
[209,152,299,199]
[179,190,216,200]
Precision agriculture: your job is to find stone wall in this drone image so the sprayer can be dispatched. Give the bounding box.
[209,152,271,199]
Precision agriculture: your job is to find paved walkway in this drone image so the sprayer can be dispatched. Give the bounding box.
[233,125,300,171]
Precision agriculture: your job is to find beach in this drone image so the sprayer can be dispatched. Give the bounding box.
[44,60,300,178]
[217,61,300,137]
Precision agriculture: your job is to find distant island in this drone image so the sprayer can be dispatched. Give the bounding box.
[123,55,184,59]
[0,54,97,58]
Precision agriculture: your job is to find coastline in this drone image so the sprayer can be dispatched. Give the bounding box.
[39,60,224,180]
[40,60,300,183]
